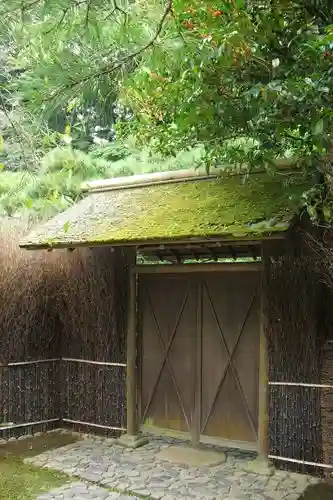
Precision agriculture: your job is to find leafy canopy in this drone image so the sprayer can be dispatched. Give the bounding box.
[1,0,333,174]
[122,0,333,171]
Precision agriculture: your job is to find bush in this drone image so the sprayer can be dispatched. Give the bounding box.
[0,147,114,218]
[0,144,205,219]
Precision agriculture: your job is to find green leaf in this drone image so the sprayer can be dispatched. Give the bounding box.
[312,119,324,136]
[63,221,71,233]
[67,100,76,113]
[25,198,33,209]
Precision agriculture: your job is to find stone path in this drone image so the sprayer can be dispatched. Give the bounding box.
[37,482,137,500]
[27,435,319,500]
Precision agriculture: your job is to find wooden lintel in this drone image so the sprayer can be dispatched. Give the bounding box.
[136,235,282,252]
[133,262,262,274]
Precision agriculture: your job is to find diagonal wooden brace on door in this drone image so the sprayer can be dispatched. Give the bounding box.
[141,286,191,429]
[201,283,258,439]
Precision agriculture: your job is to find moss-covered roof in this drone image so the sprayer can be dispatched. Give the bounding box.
[20,173,311,249]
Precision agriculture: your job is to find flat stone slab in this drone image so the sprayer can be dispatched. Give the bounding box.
[156,445,226,467]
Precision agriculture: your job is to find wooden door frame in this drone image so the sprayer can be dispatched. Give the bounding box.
[191,277,202,446]
[133,262,262,274]
[134,261,268,457]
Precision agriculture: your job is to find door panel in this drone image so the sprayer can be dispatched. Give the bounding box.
[139,270,260,445]
[140,274,196,432]
[200,272,260,443]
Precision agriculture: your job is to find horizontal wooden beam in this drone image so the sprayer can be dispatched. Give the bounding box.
[62,358,126,367]
[20,233,285,251]
[134,262,262,274]
[62,418,125,432]
[136,234,284,251]
[0,418,60,431]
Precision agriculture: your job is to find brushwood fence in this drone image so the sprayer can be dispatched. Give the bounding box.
[62,358,126,433]
[0,358,126,439]
[264,237,333,476]
[0,359,61,438]
[268,382,332,475]
[0,225,129,440]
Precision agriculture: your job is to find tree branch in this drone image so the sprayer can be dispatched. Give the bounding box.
[1,0,41,15]
[51,0,173,96]
[112,0,128,24]
[84,0,93,27]
[44,8,70,34]
[43,0,87,34]
[0,94,29,170]
[101,0,128,27]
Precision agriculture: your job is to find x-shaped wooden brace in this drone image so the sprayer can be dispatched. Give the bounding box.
[201,282,258,440]
[141,286,191,430]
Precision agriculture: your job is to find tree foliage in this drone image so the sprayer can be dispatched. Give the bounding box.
[1,0,332,168]
[0,143,203,218]
[122,0,333,170]
[1,0,333,218]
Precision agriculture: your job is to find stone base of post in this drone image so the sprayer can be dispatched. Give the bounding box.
[244,456,275,475]
[117,433,149,449]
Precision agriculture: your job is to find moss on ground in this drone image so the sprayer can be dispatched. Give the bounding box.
[0,458,70,500]
[0,433,79,500]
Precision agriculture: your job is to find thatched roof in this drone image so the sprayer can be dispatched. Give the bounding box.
[20,171,311,250]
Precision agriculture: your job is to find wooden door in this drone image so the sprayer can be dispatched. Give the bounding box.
[200,272,260,443]
[139,274,197,433]
[139,270,260,445]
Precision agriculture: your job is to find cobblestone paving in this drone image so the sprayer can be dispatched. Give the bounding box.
[28,435,319,500]
[37,481,137,500]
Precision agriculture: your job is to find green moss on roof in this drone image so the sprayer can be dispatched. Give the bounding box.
[20,173,312,249]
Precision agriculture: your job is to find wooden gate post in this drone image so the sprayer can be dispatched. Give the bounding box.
[257,283,270,461]
[245,260,274,474]
[127,263,138,437]
[117,248,148,449]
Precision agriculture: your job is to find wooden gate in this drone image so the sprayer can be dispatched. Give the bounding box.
[139,270,260,447]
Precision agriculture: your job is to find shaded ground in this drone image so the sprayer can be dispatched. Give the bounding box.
[300,482,333,500]
[0,432,80,500]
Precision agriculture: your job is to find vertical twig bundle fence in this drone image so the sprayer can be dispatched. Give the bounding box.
[0,220,65,437]
[58,247,128,435]
[264,234,330,475]
[0,222,127,438]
